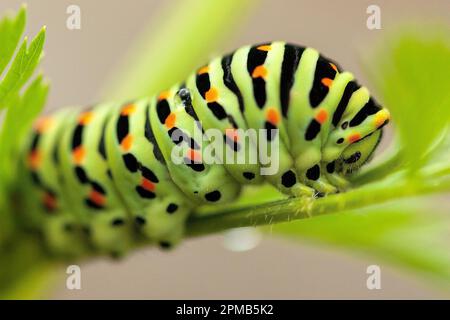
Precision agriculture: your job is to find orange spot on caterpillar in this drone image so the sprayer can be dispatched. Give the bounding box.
[348,133,361,143]
[43,193,57,211]
[321,78,333,88]
[198,66,209,75]
[252,65,267,79]
[226,128,240,142]
[78,112,93,125]
[165,113,176,129]
[188,149,202,162]
[158,91,171,101]
[205,87,218,103]
[73,146,86,164]
[266,107,280,125]
[35,117,53,133]
[330,63,338,72]
[315,109,328,124]
[374,109,391,128]
[257,45,271,51]
[89,190,105,207]
[28,150,41,169]
[121,134,133,151]
[141,178,155,192]
[121,104,136,116]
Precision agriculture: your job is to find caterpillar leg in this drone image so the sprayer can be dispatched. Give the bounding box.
[250,126,315,197]
[290,183,316,197]
[134,198,191,249]
[322,159,350,191]
[43,214,88,258]
[86,210,135,257]
[296,164,338,195]
[264,163,317,198]
[324,172,349,190]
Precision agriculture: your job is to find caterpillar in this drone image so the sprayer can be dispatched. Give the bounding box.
[17,42,390,258]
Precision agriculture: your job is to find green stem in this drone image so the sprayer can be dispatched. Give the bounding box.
[186,175,450,238]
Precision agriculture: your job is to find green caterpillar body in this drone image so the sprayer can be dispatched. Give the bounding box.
[18,42,390,258]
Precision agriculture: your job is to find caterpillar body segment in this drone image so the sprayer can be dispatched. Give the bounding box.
[150,84,242,205]
[105,99,193,246]
[220,43,307,197]
[20,109,88,257]
[18,41,390,258]
[58,104,136,256]
[186,55,264,186]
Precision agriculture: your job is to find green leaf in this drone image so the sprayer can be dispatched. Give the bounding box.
[0,75,49,177]
[1,75,49,146]
[0,75,48,242]
[269,202,450,288]
[0,26,46,109]
[0,5,26,76]
[0,7,48,249]
[364,25,450,172]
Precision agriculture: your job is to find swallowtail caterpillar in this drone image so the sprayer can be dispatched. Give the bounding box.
[18,42,390,258]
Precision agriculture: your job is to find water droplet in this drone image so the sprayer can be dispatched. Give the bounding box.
[222,227,262,252]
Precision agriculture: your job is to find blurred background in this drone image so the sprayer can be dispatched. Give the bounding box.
[0,0,449,299]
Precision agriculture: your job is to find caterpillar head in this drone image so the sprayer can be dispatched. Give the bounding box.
[337,128,383,174]
[323,96,390,175]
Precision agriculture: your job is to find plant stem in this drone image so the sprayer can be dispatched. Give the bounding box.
[185,175,450,238]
